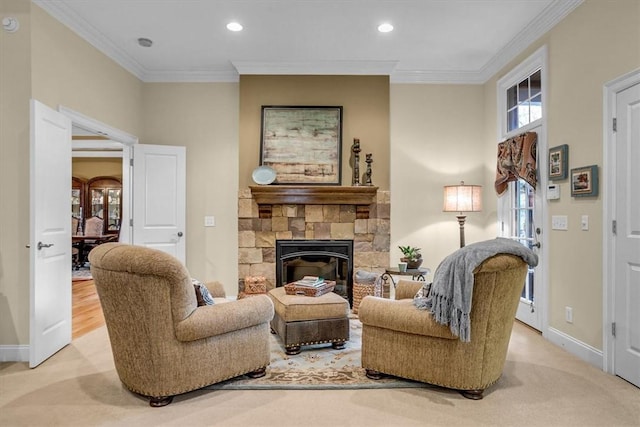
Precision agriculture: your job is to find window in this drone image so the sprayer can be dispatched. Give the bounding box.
[507,69,542,132]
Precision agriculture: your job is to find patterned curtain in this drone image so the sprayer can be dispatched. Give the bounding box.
[495,132,537,196]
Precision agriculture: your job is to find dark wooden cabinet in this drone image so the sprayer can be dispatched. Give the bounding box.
[71,177,85,219]
[87,176,122,235]
[72,176,122,235]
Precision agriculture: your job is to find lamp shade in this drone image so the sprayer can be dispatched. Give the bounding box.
[443,182,483,213]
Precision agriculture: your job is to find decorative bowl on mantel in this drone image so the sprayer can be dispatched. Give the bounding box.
[252,166,276,185]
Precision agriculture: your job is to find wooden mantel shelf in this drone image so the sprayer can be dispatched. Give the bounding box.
[249,185,378,218]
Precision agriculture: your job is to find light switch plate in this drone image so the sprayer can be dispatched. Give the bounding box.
[204,216,215,227]
[552,215,568,230]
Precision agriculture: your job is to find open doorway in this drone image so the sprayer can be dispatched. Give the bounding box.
[63,107,137,339]
[71,155,122,339]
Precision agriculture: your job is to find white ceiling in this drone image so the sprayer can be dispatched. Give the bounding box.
[33,0,583,84]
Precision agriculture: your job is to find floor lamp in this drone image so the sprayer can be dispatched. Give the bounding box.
[443,181,482,248]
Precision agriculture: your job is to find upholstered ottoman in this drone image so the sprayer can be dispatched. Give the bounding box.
[268,287,350,355]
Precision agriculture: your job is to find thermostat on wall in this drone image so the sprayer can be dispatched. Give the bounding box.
[547,184,560,200]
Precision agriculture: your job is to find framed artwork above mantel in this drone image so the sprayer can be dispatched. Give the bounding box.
[260,106,343,185]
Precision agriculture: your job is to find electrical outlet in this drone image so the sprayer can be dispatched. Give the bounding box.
[565,306,573,323]
[581,215,589,230]
[204,216,215,227]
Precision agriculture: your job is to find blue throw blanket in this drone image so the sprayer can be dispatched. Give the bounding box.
[414,238,538,342]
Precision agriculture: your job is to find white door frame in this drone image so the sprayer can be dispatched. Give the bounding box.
[496,46,549,336]
[603,67,640,374]
[59,106,137,244]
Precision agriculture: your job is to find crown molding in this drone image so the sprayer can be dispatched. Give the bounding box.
[232,60,399,76]
[390,70,487,85]
[142,69,240,83]
[34,0,583,84]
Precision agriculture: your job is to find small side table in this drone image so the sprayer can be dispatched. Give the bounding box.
[382,267,431,288]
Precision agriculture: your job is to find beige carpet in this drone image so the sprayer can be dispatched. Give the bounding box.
[1,322,639,427]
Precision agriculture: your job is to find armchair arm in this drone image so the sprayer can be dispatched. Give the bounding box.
[358,296,457,340]
[395,279,424,300]
[204,280,226,298]
[175,294,274,342]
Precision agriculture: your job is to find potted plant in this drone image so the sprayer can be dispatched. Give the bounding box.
[398,245,423,269]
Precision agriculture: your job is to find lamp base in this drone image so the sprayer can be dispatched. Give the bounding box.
[456,215,467,248]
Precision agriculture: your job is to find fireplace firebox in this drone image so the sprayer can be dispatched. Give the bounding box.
[276,239,353,306]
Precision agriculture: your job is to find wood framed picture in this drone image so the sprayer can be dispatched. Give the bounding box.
[548,144,568,180]
[571,165,599,197]
[260,106,343,185]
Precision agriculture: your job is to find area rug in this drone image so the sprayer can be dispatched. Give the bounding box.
[207,317,430,390]
[72,267,93,281]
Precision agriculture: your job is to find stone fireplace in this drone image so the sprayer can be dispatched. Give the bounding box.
[238,186,390,300]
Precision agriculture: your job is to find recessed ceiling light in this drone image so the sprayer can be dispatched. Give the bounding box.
[137,37,153,47]
[377,23,393,33]
[226,22,243,32]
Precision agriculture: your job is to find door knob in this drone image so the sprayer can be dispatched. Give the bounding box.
[37,241,54,250]
[532,242,541,249]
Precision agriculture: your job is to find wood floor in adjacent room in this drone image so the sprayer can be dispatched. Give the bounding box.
[72,279,104,340]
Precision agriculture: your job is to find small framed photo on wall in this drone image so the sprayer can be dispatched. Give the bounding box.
[548,144,568,180]
[571,165,599,197]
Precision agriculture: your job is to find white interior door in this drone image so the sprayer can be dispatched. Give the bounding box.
[29,100,72,367]
[613,81,640,388]
[132,144,186,263]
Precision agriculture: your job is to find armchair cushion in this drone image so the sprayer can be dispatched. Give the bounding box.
[175,295,273,342]
[359,297,457,340]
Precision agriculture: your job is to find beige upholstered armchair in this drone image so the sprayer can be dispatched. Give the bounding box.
[359,253,529,399]
[89,243,274,407]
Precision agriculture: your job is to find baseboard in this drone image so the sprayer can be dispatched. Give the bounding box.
[0,345,29,363]
[546,327,603,369]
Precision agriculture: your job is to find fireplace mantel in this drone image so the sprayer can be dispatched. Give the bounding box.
[249,185,378,219]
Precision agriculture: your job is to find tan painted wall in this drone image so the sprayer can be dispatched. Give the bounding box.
[239,75,390,190]
[140,83,240,294]
[390,85,488,272]
[0,4,143,346]
[481,0,640,348]
[0,0,32,346]
[72,158,122,180]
